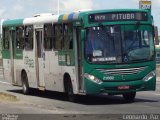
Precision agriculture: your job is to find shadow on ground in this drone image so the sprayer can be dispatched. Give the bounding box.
[7,88,158,105]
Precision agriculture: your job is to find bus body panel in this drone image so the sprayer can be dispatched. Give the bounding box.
[44,50,63,92]
[13,59,24,86]
[23,50,38,88]
[2,9,156,98]
[3,59,12,83]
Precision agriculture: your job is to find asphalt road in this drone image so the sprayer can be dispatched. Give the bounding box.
[0,74,160,119]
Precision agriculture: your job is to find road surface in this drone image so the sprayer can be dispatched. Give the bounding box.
[0,69,160,119]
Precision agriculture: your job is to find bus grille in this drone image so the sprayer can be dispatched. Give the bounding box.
[97,67,146,75]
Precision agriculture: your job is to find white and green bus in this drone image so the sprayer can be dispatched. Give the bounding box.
[2,9,156,102]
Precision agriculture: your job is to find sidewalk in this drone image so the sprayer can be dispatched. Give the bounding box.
[156,77,160,83]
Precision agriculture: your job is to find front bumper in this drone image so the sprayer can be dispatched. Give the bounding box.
[84,76,156,95]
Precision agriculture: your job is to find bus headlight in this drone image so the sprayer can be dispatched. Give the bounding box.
[143,71,156,82]
[84,73,102,84]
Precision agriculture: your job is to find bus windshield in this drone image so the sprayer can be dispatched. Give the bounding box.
[85,25,154,64]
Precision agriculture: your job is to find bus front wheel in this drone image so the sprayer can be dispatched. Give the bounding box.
[21,72,30,95]
[122,92,136,102]
[67,81,76,102]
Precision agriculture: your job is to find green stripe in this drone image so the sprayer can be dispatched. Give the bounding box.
[3,19,24,27]
[2,50,11,59]
[58,15,64,23]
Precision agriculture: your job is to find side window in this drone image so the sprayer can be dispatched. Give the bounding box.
[63,24,73,50]
[25,26,33,50]
[54,24,62,50]
[3,28,9,49]
[44,24,53,50]
[16,26,24,49]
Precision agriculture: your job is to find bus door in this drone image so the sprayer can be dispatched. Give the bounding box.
[76,28,84,92]
[9,30,16,84]
[35,29,45,88]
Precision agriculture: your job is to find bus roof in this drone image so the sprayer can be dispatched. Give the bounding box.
[3,19,24,27]
[2,9,150,27]
[58,9,150,22]
[23,15,59,25]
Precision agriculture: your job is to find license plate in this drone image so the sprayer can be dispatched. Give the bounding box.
[118,86,130,90]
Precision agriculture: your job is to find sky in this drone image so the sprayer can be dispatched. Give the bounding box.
[0,0,160,34]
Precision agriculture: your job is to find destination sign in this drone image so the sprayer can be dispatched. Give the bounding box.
[89,12,148,23]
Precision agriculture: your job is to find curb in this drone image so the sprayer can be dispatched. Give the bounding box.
[0,92,18,102]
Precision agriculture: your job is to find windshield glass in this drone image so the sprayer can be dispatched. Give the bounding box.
[85,25,154,64]
[122,30,154,62]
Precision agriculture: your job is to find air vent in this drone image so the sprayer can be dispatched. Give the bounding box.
[97,67,146,75]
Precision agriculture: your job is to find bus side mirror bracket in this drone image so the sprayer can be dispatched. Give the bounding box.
[153,26,159,45]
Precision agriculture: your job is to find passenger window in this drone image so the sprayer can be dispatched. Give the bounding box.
[44,24,54,50]
[54,24,62,50]
[25,26,33,50]
[63,24,73,50]
[3,28,9,49]
[16,26,24,49]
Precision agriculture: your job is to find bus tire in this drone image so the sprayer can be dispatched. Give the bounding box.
[67,81,76,102]
[64,76,76,102]
[123,92,136,102]
[21,72,30,95]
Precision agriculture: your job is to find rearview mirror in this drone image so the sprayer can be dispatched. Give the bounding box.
[153,26,159,45]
